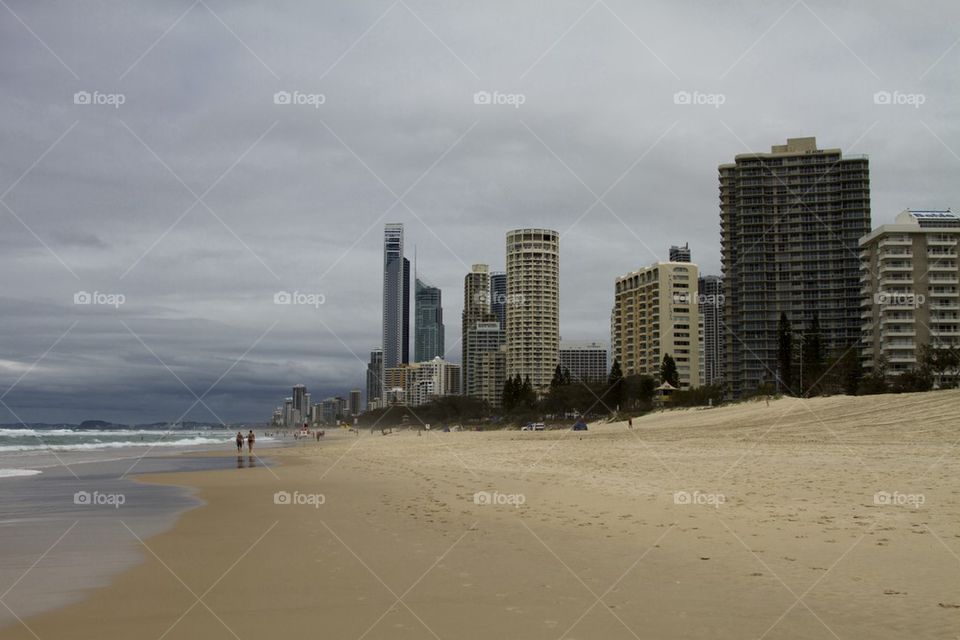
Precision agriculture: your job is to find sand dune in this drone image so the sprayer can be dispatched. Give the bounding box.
[5,391,960,639]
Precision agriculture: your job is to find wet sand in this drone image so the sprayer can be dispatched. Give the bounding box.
[4,392,960,639]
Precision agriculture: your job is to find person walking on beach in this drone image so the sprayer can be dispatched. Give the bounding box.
[246,430,255,454]
[235,431,244,453]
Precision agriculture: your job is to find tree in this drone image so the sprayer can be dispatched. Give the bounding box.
[920,343,960,388]
[777,312,793,394]
[550,364,564,388]
[521,375,536,408]
[890,367,933,393]
[501,376,518,412]
[607,358,625,410]
[638,375,657,404]
[802,312,824,395]
[839,343,863,396]
[858,355,888,395]
[562,367,572,386]
[660,354,679,388]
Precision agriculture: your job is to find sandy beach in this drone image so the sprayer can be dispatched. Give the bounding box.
[4,392,960,639]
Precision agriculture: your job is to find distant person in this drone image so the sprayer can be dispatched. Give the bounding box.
[246,430,255,454]
[235,431,244,453]
[628,418,633,429]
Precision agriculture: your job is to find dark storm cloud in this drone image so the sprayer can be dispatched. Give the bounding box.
[1,0,958,422]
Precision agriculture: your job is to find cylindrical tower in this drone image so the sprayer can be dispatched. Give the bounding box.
[505,228,560,393]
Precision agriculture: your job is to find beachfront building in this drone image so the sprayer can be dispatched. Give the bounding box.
[505,228,560,393]
[669,243,691,263]
[366,348,383,411]
[859,209,960,382]
[466,320,506,405]
[291,384,307,426]
[462,264,498,396]
[612,261,701,389]
[321,397,345,424]
[383,366,410,405]
[282,397,293,427]
[698,274,725,387]
[406,358,462,406]
[414,277,444,362]
[720,137,870,396]
[383,359,462,407]
[559,341,608,384]
[382,223,410,372]
[490,271,507,330]
[348,389,362,416]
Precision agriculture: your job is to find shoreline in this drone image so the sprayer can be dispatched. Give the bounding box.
[4,395,960,639]
[0,444,287,629]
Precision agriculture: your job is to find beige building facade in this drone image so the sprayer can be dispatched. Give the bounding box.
[612,261,701,389]
[505,229,560,393]
[859,209,960,380]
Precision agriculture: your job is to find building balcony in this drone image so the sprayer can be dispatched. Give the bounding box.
[888,354,918,363]
[879,238,912,248]
[879,264,914,274]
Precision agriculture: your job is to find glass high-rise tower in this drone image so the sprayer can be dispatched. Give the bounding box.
[414,277,444,362]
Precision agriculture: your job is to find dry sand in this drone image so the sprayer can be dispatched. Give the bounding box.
[4,391,960,639]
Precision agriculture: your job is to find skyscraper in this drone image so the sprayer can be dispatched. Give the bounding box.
[669,243,691,263]
[414,277,444,362]
[489,271,507,330]
[698,274,725,387]
[292,384,307,426]
[382,223,410,371]
[348,389,362,416]
[462,264,496,396]
[506,228,560,393]
[720,137,870,396]
[366,348,383,411]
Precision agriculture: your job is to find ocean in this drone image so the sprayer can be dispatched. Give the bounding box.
[0,427,279,630]
[0,427,275,474]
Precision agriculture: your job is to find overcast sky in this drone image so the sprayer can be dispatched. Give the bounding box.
[1,0,957,424]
